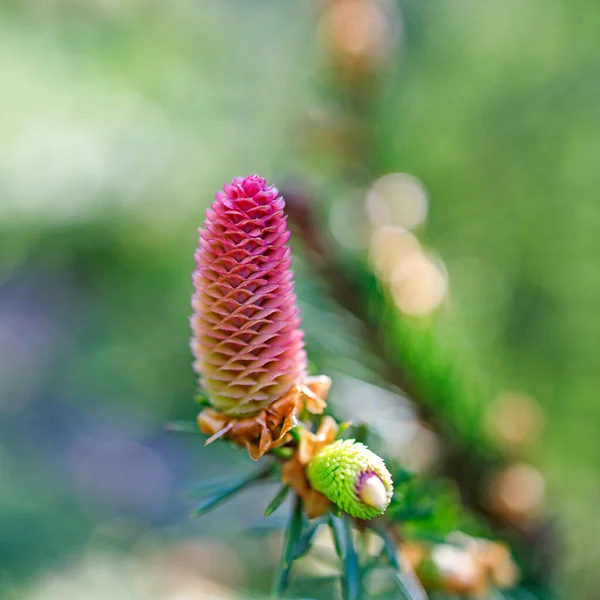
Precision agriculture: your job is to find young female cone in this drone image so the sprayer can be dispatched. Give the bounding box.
[191,175,329,459]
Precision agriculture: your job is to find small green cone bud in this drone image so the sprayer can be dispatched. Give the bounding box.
[306,439,393,520]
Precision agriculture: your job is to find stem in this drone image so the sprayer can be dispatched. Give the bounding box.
[272,494,304,597]
[192,463,274,517]
[288,426,302,443]
[329,514,361,600]
[270,446,294,459]
[165,420,200,434]
[374,525,428,600]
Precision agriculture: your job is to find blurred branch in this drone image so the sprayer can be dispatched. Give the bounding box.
[282,0,559,590]
[282,173,557,592]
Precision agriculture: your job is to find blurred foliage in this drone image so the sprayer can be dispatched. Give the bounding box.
[1,0,600,599]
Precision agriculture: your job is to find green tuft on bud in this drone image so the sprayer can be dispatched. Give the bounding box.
[306,439,393,520]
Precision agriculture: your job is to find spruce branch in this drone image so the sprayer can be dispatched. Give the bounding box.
[175,173,532,599]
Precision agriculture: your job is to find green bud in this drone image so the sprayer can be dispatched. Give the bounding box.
[306,439,393,520]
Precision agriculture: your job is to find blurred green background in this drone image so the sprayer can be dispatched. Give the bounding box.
[1,1,599,598]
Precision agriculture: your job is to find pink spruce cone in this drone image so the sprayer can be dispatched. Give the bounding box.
[191,176,330,459]
[191,174,307,416]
